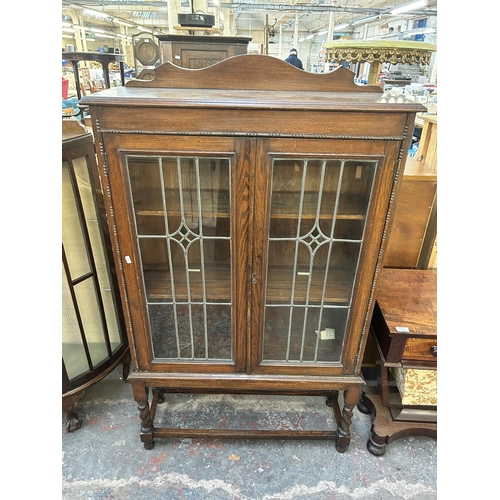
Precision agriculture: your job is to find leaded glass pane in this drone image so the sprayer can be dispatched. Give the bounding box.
[263,158,377,364]
[127,155,232,361]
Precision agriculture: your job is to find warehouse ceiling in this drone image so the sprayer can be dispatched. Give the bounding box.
[62,0,438,42]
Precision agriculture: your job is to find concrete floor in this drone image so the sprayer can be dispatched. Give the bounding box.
[62,365,437,499]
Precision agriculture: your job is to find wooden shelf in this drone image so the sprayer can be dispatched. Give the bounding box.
[136,193,365,221]
[144,266,353,304]
[272,193,365,220]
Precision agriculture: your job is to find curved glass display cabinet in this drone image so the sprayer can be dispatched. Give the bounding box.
[62,122,129,432]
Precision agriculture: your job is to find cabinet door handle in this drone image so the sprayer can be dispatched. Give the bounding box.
[430,345,437,357]
[252,274,258,284]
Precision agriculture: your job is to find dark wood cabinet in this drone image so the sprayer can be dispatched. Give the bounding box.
[360,268,437,455]
[157,35,251,69]
[81,54,424,452]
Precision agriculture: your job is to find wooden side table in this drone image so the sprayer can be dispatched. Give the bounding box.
[359,269,437,455]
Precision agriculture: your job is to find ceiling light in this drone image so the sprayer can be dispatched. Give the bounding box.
[391,1,428,15]
[62,28,75,33]
[306,34,314,39]
[86,38,96,42]
[334,23,349,31]
[298,38,305,42]
[62,22,72,27]
[317,29,328,36]
[352,15,380,26]
[83,9,110,19]
[94,33,116,39]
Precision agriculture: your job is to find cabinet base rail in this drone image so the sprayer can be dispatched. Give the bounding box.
[134,386,360,452]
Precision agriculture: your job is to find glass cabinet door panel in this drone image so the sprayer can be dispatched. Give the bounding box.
[71,156,123,353]
[62,162,92,277]
[63,150,124,382]
[73,278,110,367]
[127,155,232,362]
[262,157,377,365]
[334,161,376,240]
[128,157,166,236]
[62,264,89,380]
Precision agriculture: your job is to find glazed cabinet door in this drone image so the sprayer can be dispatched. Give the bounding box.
[106,136,251,373]
[250,138,401,375]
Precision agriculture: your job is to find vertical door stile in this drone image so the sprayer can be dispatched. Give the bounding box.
[233,138,254,373]
[249,138,270,371]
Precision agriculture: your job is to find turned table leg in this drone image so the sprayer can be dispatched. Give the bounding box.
[132,384,155,450]
[336,386,361,453]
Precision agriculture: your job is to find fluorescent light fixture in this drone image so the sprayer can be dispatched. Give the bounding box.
[391,1,427,15]
[62,22,72,27]
[94,33,116,39]
[62,34,75,39]
[73,25,89,31]
[86,38,96,42]
[113,19,134,27]
[91,28,106,33]
[62,27,74,33]
[334,23,349,31]
[83,8,110,19]
[317,29,328,36]
[352,15,380,26]
[136,25,152,32]
[298,37,305,42]
[306,34,314,39]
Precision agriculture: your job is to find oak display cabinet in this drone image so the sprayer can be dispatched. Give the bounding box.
[81,54,424,452]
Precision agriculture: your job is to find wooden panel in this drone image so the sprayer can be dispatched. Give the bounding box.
[96,107,409,139]
[181,49,228,69]
[384,177,437,268]
[376,269,437,338]
[417,115,437,172]
[126,55,384,93]
[371,269,437,366]
[158,35,251,69]
[402,337,437,364]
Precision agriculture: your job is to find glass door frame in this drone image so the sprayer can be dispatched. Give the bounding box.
[107,135,251,374]
[249,138,397,376]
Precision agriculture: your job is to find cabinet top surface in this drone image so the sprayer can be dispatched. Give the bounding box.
[376,269,437,337]
[80,54,425,113]
[156,34,252,43]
